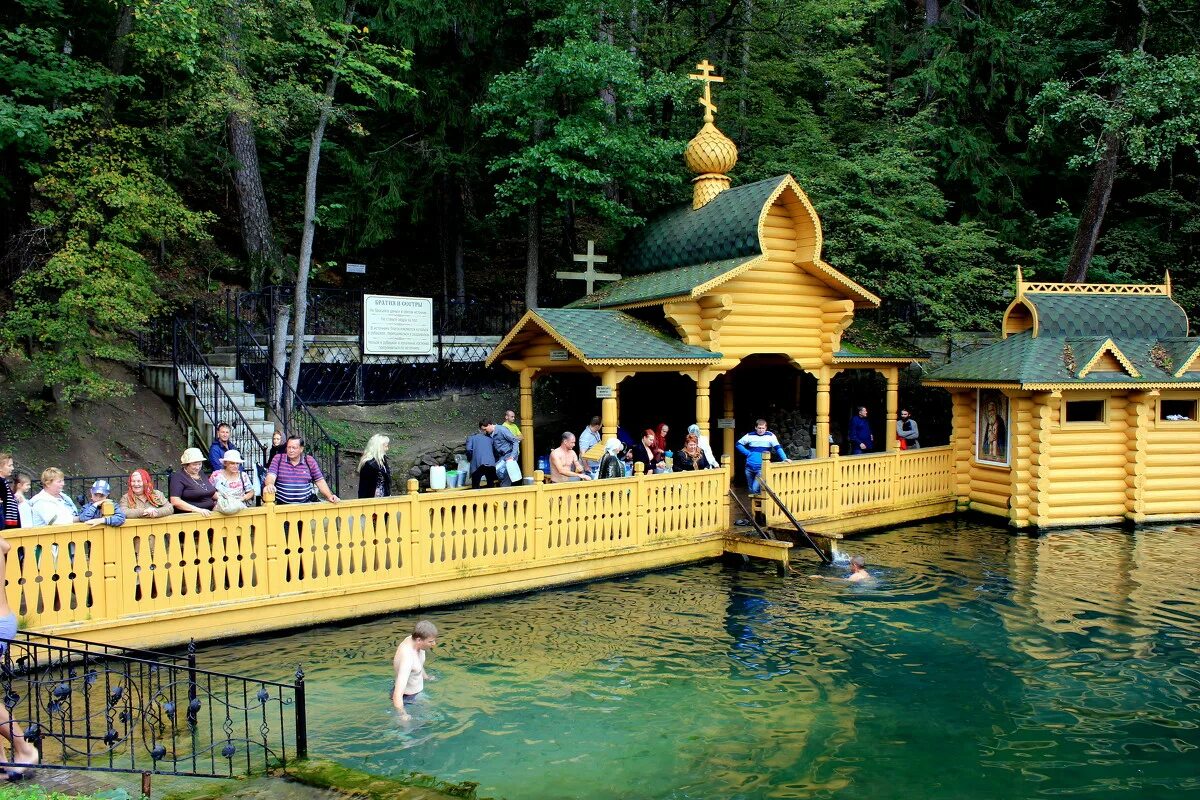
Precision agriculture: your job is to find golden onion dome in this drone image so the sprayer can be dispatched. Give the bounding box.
[685,122,738,176]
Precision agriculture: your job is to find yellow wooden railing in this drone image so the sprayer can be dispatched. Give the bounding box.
[4,466,731,640]
[760,446,954,527]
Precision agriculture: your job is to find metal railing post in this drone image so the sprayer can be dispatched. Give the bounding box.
[294,665,307,760]
[186,639,198,727]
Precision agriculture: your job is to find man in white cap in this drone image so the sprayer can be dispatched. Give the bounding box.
[78,479,126,527]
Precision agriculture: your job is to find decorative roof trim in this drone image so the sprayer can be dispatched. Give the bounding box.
[1019,280,1171,296]
[924,381,1021,389]
[1023,382,1200,391]
[1078,338,1141,378]
[832,355,929,364]
[1173,340,1200,378]
[570,356,721,366]
[687,255,765,297]
[486,310,586,367]
[609,293,695,311]
[1001,296,1039,339]
[758,176,881,308]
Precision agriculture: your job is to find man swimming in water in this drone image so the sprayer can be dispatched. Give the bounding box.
[810,555,873,583]
[392,620,438,722]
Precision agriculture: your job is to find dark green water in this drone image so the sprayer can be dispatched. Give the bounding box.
[196,520,1200,799]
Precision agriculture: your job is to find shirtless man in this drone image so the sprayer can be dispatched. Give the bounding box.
[0,534,39,775]
[392,620,438,722]
[549,432,592,483]
[810,555,872,583]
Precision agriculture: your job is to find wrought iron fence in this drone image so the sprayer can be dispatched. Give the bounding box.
[8,463,173,512]
[173,320,269,476]
[236,286,524,405]
[234,321,340,494]
[0,632,305,779]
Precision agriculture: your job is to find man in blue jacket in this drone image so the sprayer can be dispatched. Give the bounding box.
[848,406,874,454]
[736,419,788,493]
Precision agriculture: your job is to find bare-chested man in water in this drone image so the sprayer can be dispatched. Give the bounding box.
[810,555,873,583]
[392,620,439,722]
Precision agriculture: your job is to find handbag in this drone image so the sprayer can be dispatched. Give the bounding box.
[505,459,522,483]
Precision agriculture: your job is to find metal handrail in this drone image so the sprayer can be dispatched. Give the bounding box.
[0,634,305,783]
[234,319,341,493]
[172,320,268,474]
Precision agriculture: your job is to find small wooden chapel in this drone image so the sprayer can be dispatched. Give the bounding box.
[925,272,1200,528]
[487,61,918,478]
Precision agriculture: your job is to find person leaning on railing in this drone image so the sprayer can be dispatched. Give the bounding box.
[264,435,339,504]
[120,469,174,519]
[170,448,218,517]
[78,479,126,527]
[28,467,80,526]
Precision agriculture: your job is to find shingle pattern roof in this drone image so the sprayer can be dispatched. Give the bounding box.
[565,256,756,309]
[536,309,721,361]
[1029,294,1187,338]
[619,176,786,274]
[927,291,1196,386]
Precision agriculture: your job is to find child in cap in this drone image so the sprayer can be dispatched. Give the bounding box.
[211,450,253,514]
[79,479,127,527]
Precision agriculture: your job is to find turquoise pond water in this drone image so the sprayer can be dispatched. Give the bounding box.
[195,520,1200,799]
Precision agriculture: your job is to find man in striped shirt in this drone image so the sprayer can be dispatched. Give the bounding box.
[736,419,789,494]
[264,436,340,504]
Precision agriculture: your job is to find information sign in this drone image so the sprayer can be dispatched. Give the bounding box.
[362,295,434,356]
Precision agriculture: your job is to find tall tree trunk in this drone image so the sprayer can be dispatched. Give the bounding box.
[225,0,281,288]
[287,0,358,397]
[525,201,540,310]
[107,4,134,75]
[1062,131,1120,283]
[271,302,291,416]
[453,223,466,303]
[1061,0,1146,283]
[925,0,939,27]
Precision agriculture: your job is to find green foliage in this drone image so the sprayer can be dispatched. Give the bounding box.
[2,126,214,402]
[477,36,686,228]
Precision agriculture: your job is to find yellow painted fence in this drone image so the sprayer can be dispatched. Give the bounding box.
[4,467,731,649]
[760,446,956,531]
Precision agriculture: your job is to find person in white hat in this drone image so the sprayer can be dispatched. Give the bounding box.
[597,438,627,480]
[212,450,253,514]
[170,447,217,516]
[79,479,126,527]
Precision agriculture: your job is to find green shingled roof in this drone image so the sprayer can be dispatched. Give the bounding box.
[535,309,721,362]
[619,176,786,274]
[925,332,1199,386]
[565,256,757,309]
[1026,293,1188,338]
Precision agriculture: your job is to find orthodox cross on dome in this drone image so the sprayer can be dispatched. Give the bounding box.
[688,59,724,123]
[557,240,621,295]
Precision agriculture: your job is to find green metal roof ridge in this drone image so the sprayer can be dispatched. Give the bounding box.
[536,308,721,361]
[565,256,757,309]
[618,175,787,275]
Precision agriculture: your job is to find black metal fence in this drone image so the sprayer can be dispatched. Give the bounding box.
[174,319,269,477]
[0,632,305,779]
[237,286,524,405]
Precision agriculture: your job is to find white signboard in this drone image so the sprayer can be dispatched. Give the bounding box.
[549,349,570,362]
[346,262,367,274]
[362,295,434,356]
[595,385,615,399]
[717,418,736,430]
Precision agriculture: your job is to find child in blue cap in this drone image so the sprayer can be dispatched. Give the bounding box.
[79,479,126,527]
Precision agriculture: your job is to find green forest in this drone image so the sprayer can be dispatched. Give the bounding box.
[2,0,1199,401]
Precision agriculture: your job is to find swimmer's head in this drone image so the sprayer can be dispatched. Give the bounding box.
[850,555,866,569]
[413,620,438,642]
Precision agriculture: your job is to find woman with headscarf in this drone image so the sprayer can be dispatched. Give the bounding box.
[597,438,627,480]
[652,423,670,460]
[675,434,711,471]
[357,434,392,498]
[686,424,718,468]
[119,469,174,519]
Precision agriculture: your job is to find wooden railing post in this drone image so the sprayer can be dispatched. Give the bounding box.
[830,445,842,518]
[532,470,547,559]
[891,447,901,505]
[720,454,732,527]
[632,462,646,546]
[406,479,423,579]
[262,491,283,595]
[102,524,120,620]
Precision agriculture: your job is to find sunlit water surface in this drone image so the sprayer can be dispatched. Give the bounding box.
[197,521,1200,799]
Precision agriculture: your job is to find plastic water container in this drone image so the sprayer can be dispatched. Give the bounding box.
[536,456,550,474]
[446,470,459,488]
[429,465,447,490]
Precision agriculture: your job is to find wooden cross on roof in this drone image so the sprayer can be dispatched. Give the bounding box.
[557,240,621,295]
[689,59,724,123]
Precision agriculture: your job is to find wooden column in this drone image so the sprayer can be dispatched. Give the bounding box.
[950,390,974,508]
[722,378,735,458]
[885,367,899,451]
[601,368,618,442]
[695,371,712,439]
[520,368,536,477]
[1125,390,1151,524]
[815,368,831,458]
